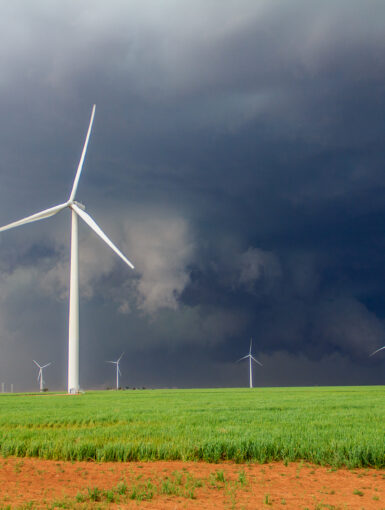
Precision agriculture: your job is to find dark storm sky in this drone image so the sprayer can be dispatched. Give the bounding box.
[1,1,385,391]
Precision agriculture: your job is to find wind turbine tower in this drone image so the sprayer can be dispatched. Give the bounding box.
[106,352,124,390]
[237,339,263,388]
[33,360,52,392]
[0,106,135,394]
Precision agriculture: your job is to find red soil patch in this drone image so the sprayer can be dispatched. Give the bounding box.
[0,457,384,509]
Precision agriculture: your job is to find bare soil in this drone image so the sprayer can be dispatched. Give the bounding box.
[0,457,384,509]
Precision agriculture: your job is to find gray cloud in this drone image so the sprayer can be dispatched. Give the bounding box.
[121,213,194,314]
[239,247,281,290]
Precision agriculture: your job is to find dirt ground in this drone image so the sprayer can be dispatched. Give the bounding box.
[0,457,384,509]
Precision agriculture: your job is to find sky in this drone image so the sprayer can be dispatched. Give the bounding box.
[1,0,385,391]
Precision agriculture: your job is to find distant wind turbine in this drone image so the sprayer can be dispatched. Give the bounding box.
[237,339,262,388]
[33,360,51,392]
[106,352,124,390]
[370,346,385,357]
[0,105,135,394]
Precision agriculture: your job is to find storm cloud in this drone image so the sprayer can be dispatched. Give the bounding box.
[0,1,385,390]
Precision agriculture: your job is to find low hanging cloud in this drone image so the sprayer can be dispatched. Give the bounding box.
[121,214,194,314]
[238,247,281,291]
[311,297,385,357]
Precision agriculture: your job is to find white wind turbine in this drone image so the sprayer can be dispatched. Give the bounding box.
[33,360,51,392]
[106,352,124,390]
[237,339,263,388]
[0,105,134,394]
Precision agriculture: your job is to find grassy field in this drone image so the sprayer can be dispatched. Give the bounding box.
[0,386,383,467]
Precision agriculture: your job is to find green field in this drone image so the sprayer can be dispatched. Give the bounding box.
[0,387,383,467]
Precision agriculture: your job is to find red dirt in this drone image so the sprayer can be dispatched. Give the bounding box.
[0,457,384,509]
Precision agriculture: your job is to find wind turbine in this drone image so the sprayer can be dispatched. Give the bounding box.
[33,360,51,392]
[0,105,134,394]
[106,352,124,390]
[237,339,263,388]
[370,346,385,357]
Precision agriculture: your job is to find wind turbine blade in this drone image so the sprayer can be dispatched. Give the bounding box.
[249,338,252,355]
[72,204,134,269]
[117,352,124,362]
[250,355,263,367]
[236,355,249,362]
[370,345,385,357]
[33,360,41,368]
[118,367,122,376]
[0,203,67,233]
[106,361,117,364]
[42,363,51,369]
[69,105,96,202]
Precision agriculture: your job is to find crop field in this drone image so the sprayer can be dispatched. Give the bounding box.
[0,386,384,468]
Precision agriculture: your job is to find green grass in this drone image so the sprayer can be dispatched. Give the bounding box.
[0,386,383,467]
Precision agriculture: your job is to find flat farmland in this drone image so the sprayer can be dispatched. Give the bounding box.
[0,386,384,468]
